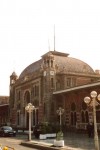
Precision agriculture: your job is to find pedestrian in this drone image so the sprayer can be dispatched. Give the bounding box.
[86,122,94,138]
[33,125,41,139]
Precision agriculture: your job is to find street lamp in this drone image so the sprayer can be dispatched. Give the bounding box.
[25,103,34,141]
[84,91,100,150]
[56,107,64,130]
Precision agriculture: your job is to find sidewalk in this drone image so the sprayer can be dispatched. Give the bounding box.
[21,132,100,150]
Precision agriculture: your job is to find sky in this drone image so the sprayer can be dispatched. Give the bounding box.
[0,0,100,96]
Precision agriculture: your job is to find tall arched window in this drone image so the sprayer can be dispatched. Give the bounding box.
[51,102,54,115]
[71,112,73,125]
[81,111,85,123]
[33,109,38,126]
[24,91,30,104]
[81,102,89,123]
[56,79,61,90]
[70,102,77,126]
[51,78,54,88]
[17,111,20,126]
[51,60,53,67]
[24,91,31,128]
[85,111,89,123]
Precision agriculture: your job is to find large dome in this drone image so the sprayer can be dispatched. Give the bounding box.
[19,51,95,79]
[19,59,43,79]
[54,55,95,74]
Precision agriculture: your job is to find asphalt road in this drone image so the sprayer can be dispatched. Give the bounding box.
[0,134,38,150]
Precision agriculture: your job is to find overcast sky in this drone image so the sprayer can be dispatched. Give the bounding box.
[0,0,100,96]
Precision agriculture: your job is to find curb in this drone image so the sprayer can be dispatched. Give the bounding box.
[21,141,66,150]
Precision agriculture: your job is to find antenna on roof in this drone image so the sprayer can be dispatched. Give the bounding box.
[48,39,50,51]
[54,24,55,51]
[13,60,15,72]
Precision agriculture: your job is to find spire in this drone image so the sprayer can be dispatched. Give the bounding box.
[54,24,55,51]
[48,39,50,51]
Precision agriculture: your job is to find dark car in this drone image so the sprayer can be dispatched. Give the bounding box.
[0,126,16,137]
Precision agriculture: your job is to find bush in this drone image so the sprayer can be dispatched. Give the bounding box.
[41,125,47,134]
[56,131,64,141]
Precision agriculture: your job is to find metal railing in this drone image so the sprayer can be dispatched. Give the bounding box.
[76,123,100,130]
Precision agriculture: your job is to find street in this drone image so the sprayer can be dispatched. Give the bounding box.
[0,131,100,150]
[0,134,37,150]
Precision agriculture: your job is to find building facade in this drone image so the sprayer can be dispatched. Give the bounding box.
[0,96,9,126]
[53,82,100,130]
[9,51,100,130]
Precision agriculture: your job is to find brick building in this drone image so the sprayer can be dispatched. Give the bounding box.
[0,96,9,126]
[9,51,100,130]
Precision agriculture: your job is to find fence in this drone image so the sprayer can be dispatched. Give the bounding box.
[76,123,100,130]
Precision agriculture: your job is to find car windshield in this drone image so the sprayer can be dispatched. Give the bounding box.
[3,126,12,130]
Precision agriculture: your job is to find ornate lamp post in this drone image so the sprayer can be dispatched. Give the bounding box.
[56,107,64,130]
[84,91,100,150]
[25,103,34,141]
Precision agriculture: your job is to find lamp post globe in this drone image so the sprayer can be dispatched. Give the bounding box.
[84,96,91,104]
[25,105,29,111]
[84,91,100,150]
[25,103,34,112]
[25,103,34,141]
[97,94,100,101]
[90,91,97,98]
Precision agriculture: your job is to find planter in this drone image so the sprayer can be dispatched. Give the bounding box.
[46,133,56,138]
[39,134,46,140]
[54,140,64,147]
[39,133,56,139]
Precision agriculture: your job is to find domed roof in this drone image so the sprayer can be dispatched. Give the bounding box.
[19,51,95,79]
[19,59,43,79]
[54,56,95,74]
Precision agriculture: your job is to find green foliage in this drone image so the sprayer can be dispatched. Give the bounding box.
[41,125,47,134]
[46,125,53,133]
[56,131,63,141]
[38,122,62,134]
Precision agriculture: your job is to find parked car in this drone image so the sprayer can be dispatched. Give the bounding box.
[0,126,16,137]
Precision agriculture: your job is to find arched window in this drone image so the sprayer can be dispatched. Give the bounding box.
[71,112,73,125]
[71,103,76,111]
[81,111,85,123]
[56,80,61,90]
[74,112,77,125]
[17,103,21,109]
[44,103,46,114]
[24,91,30,104]
[35,85,37,96]
[70,102,77,125]
[82,101,87,110]
[33,109,38,126]
[17,111,20,125]
[32,87,35,97]
[47,60,49,67]
[81,102,89,123]
[51,102,54,115]
[85,111,89,123]
[18,91,20,100]
[51,78,54,88]
[51,60,53,67]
